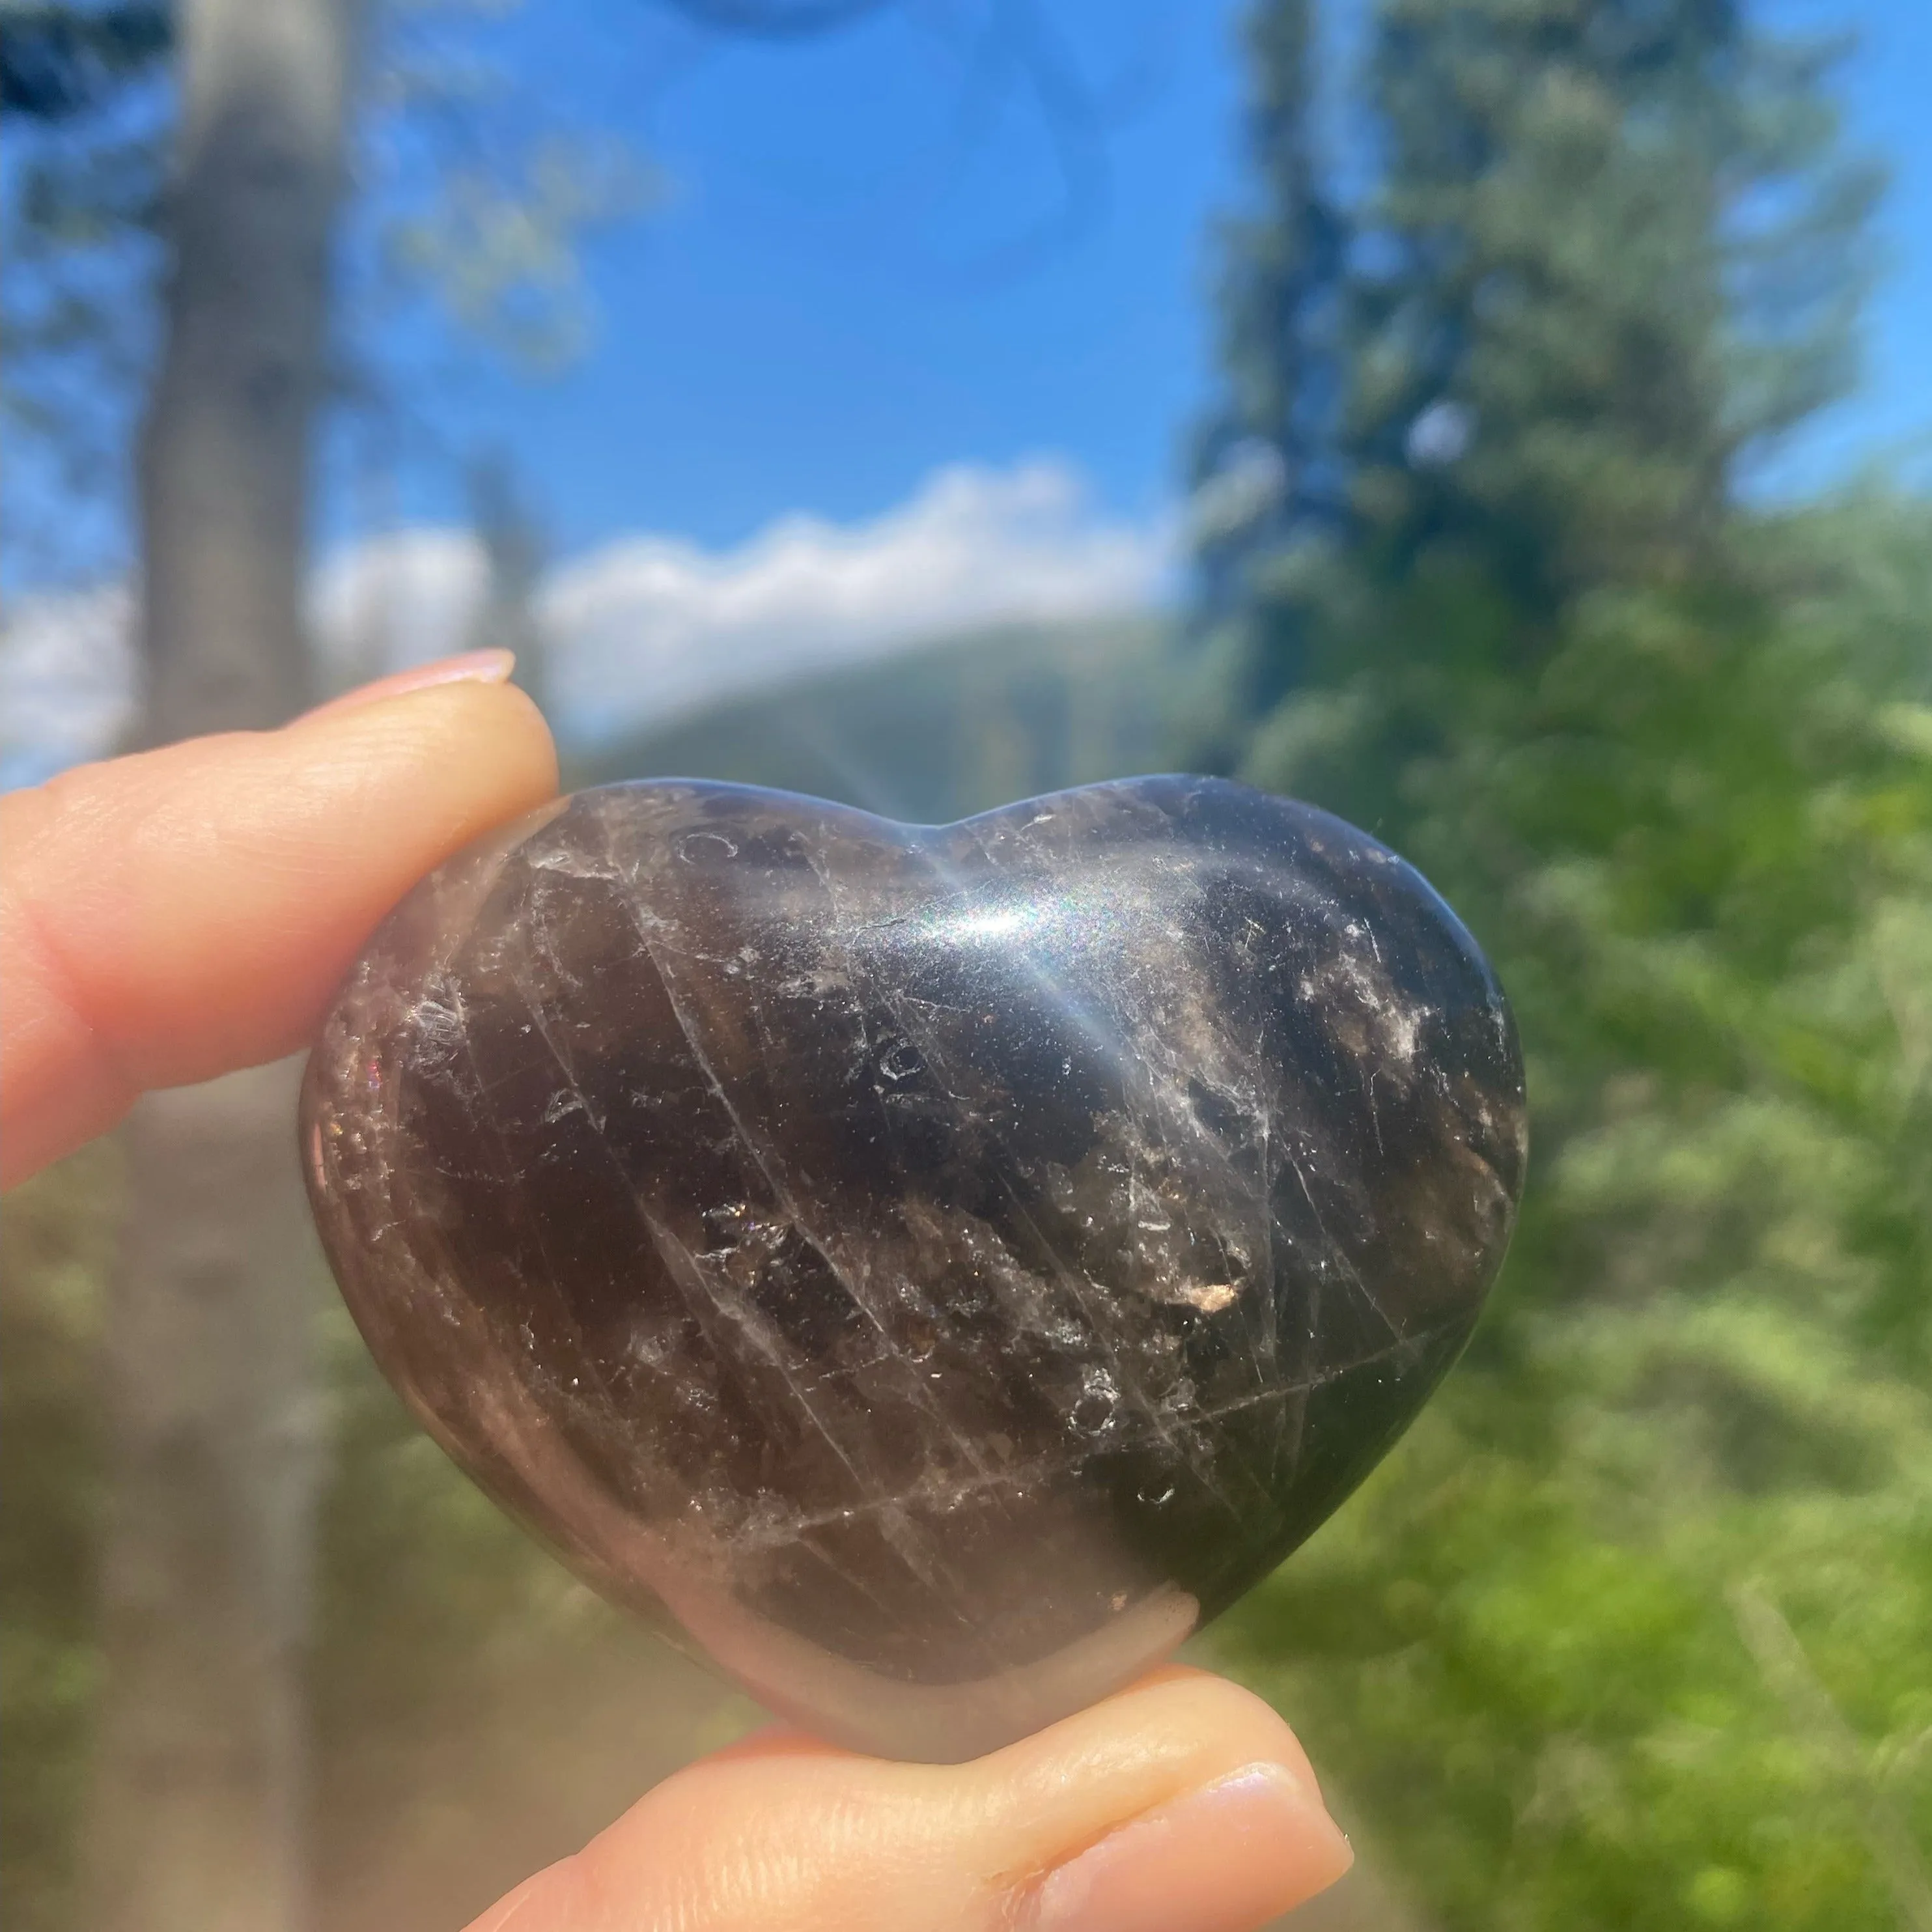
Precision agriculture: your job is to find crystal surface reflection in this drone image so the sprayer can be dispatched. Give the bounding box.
[301,777,1526,1759]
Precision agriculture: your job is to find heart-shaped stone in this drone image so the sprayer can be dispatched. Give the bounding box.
[301,776,1524,1759]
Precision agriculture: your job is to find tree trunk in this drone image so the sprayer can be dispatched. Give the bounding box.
[137,0,357,738]
[467,449,553,723]
[89,1063,325,1932]
[89,5,359,1930]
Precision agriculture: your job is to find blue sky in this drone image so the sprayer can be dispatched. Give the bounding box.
[7,0,1928,781]
[367,0,1932,557]
[349,0,1240,552]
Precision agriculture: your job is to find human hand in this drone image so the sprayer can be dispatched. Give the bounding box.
[1,650,1354,1932]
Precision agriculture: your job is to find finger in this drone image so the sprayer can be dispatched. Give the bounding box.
[1,659,557,1186]
[466,1666,1352,1932]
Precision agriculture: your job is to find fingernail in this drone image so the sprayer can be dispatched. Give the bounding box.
[299,649,516,721]
[1020,1762,1353,1932]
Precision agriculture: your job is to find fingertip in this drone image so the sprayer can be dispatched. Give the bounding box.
[556,1671,1342,1932]
[286,675,560,806]
[3,678,563,1184]
[297,648,518,721]
[979,1678,1351,1931]
[982,1664,1321,1825]
[460,1855,586,1932]
[1015,1761,1353,1932]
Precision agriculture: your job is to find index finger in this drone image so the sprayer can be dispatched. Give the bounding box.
[1,665,557,1186]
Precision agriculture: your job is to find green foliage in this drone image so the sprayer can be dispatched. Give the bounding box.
[1199,2,1931,1921]
[1212,500,1932,1929]
[1199,0,1882,644]
[0,0,171,578]
[0,5,169,122]
[378,128,652,372]
[0,1145,118,1932]
[1191,0,1348,592]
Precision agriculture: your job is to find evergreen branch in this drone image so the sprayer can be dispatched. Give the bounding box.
[1729,1582,1932,1932]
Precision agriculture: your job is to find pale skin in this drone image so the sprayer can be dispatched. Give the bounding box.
[1,651,1354,1932]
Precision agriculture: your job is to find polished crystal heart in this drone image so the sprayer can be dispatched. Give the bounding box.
[301,776,1525,1759]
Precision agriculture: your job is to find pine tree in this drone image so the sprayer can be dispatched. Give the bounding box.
[1195,0,1884,828]
[1197,5,1930,1927]
[1,3,173,579]
[1192,0,1349,583]
[1341,0,1876,605]
[1186,0,1349,763]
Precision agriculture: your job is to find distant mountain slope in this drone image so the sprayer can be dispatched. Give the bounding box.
[574,614,1177,824]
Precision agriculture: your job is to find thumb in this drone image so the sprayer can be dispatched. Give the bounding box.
[469,1668,1352,1932]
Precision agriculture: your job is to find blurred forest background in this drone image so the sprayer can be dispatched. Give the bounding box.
[4,2,1931,1930]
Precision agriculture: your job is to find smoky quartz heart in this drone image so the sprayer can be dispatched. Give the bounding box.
[301,776,1525,1760]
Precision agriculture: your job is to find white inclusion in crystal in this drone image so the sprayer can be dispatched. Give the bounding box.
[1069,1367,1122,1435]
[1179,1281,1239,1315]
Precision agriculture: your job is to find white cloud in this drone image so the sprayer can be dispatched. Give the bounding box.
[539,458,1169,742]
[312,527,491,690]
[1,456,1170,783]
[0,582,137,791]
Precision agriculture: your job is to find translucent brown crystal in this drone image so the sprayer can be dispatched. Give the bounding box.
[301,776,1526,1759]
